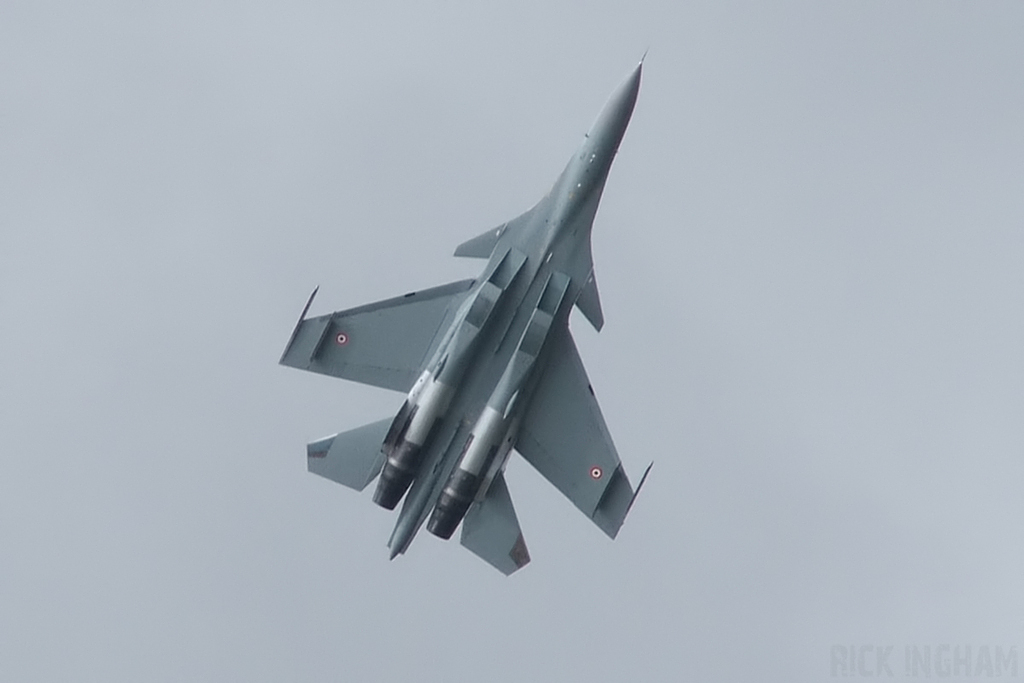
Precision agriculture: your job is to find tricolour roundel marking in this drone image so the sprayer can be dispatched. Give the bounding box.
[590,466,603,480]
[335,332,349,346]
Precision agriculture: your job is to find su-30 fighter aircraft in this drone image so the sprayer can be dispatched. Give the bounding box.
[281,61,651,575]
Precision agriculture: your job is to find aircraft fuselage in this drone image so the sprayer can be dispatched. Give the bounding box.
[380,63,642,558]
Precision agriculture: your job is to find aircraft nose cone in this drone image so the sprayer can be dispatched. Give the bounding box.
[588,61,642,156]
[620,60,643,109]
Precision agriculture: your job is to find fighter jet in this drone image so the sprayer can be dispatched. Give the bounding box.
[280,61,651,574]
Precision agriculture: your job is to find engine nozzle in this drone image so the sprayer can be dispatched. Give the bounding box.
[372,441,422,509]
[426,469,480,539]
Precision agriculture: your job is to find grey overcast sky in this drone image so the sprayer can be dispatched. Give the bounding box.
[2,2,1023,681]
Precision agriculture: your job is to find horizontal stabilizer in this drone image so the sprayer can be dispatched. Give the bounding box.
[461,472,530,575]
[307,418,391,491]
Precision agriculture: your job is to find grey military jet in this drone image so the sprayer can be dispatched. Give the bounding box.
[281,62,651,575]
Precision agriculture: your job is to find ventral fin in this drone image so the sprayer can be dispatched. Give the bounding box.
[454,225,506,259]
[575,269,604,331]
[454,205,538,259]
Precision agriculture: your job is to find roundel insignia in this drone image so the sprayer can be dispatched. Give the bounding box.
[590,466,603,480]
[335,332,349,346]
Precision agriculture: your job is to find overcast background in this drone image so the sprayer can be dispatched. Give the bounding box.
[2,2,1023,681]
